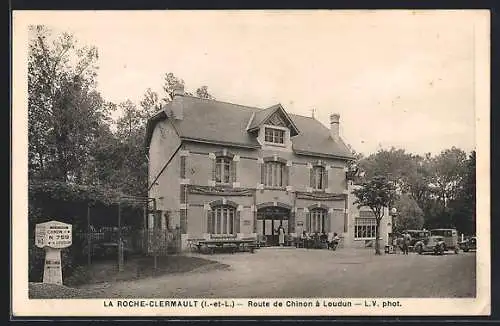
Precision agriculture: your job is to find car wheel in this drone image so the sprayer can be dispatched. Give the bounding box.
[464,246,469,252]
[416,246,423,255]
[439,245,445,255]
[454,246,459,254]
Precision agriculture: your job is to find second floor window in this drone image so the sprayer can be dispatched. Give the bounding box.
[264,128,285,144]
[215,157,232,184]
[263,161,287,187]
[311,166,328,190]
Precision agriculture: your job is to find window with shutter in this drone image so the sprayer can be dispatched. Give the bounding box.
[231,160,237,183]
[323,168,328,189]
[325,211,331,233]
[261,163,265,184]
[312,166,326,190]
[215,156,233,184]
[212,159,217,182]
[235,210,241,233]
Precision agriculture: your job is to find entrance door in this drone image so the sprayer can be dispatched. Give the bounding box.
[257,206,290,246]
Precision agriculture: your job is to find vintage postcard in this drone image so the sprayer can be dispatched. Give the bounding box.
[12,10,490,317]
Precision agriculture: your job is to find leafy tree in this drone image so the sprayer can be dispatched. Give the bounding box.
[428,147,467,207]
[195,85,215,100]
[358,147,420,194]
[352,176,398,255]
[161,72,215,102]
[28,25,107,182]
[161,72,192,102]
[114,100,150,196]
[140,88,162,117]
[449,151,476,235]
[393,194,424,233]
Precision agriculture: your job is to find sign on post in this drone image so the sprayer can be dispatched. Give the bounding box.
[35,221,72,285]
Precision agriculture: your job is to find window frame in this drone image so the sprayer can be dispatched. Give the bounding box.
[263,161,287,188]
[312,165,326,190]
[309,208,327,233]
[215,156,233,184]
[264,127,285,145]
[354,217,377,240]
[210,205,236,235]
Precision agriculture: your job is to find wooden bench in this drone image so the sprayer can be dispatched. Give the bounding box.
[195,238,258,254]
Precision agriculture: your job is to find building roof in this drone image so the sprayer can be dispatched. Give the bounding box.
[247,104,300,136]
[145,96,354,160]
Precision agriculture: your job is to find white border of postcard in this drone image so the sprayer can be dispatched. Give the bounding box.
[11,10,491,317]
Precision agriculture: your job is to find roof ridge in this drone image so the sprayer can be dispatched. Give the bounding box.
[184,95,322,121]
[182,95,264,112]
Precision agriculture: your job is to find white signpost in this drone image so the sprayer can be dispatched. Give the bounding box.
[35,221,72,285]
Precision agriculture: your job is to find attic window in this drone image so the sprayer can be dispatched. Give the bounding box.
[264,128,285,144]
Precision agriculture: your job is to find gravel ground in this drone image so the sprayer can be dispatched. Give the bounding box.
[29,283,103,299]
[68,248,476,299]
[76,249,476,298]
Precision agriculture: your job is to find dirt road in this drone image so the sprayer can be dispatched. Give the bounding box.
[76,248,476,298]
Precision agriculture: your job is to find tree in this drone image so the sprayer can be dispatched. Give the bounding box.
[358,147,420,194]
[448,151,476,235]
[140,88,161,117]
[161,72,216,103]
[28,25,107,182]
[195,85,215,100]
[393,194,424,233]
[114,100,150,196]
[161,72,192,102]
[352,176,398,255]
[428,147,467,207]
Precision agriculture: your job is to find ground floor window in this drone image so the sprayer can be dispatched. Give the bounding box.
[209,206,236,234]
[310,208,326,233]
[354,218,377,239]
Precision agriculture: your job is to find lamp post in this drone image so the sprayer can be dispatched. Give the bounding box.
[390,207,398,234]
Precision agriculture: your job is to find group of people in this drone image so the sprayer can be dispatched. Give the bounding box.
[300,230,341,250]
[274,225,341,250]
[392,231,412,255]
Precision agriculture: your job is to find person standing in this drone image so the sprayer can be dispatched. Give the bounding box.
[403,232,411,255]
[277,224,285,247]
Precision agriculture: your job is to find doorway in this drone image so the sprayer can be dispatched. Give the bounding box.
[256,206,290,246]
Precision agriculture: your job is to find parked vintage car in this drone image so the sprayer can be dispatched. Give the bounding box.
[414,235,447,255]
[459,236,477,252]
[404,229,431,248]
[430,228,460,254]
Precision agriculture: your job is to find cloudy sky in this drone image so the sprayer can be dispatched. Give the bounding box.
[16,10,487,156]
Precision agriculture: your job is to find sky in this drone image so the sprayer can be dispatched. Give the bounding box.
[16,10,486,156]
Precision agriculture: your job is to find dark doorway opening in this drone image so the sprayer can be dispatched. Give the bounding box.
[257,206,290,246]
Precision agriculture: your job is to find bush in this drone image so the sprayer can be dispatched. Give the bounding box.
[29,244,78,284]
[65,265,91,286]
[28,246,45,282]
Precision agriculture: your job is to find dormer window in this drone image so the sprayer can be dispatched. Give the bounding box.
[264,128,285,144]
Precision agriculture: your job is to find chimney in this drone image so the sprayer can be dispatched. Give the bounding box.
[330,113,340,140]
[170,83,185,120]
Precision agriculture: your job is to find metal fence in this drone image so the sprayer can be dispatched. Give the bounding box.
[72,228,182,261]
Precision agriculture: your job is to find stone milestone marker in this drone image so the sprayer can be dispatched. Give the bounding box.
[35,221,72,285]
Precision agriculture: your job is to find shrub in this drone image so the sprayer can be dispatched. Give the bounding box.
[65,265,91,286]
